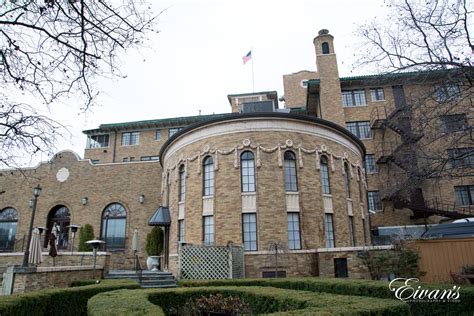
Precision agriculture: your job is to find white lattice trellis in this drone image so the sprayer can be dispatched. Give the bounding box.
[178,244,244,280]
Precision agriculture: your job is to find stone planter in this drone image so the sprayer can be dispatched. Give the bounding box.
[146,256,160,271]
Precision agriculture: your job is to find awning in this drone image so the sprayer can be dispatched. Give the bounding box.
[148,206,171,226]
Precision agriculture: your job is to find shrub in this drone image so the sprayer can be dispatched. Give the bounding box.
[78,224,95,251]
[0,279,139,316]
[88,286,408,316]
[146,227,164,256]
[180,278,474,315]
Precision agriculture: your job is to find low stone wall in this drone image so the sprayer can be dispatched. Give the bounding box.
[0,251,109,272]
[3,265,103,295]
[317,246,393,279]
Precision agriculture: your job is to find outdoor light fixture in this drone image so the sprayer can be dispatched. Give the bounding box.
[139,194,145,204]
[67,225,81,254]
[28,200,34,208]
[81,197,88,206]
[22,184,42,267]
[86,239,105,278]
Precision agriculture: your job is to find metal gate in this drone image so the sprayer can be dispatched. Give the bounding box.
[178,243,244,280]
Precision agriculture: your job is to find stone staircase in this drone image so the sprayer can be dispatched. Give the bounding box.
[105,270,177,288]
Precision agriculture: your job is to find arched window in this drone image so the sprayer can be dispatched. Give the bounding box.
[203,156,214,196]
[322,42,330,54]
[320,156,331,194]
[0,208,18,251]
[284,151,298,192]
[344,163,351,198]
[178,164,186,202]
[101,203,127,250]
[46,205,70,249]
[241,151,255,192]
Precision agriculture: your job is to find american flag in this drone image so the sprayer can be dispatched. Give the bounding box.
[242,50,252,65]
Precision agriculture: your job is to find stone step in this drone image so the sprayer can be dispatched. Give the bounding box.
[105,269,177,288]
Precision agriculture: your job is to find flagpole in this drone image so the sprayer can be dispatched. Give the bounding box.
[251,47,255,92]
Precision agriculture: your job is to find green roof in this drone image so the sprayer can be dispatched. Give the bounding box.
[83,112,233,134]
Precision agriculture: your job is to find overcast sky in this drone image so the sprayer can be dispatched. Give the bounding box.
[44,0,388,161]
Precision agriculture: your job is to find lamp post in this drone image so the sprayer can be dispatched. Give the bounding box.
[67,225,81,254]
[85,240,105,279]
[22,184,42,267]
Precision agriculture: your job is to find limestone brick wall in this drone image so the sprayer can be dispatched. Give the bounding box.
[0,252,109,270]
[12,266,103,294]
[161,115,368,277]
[244,252,318,278]
[317,248,373,279]
[282,70,317,108]
[84,127,173,163]
[0,151,162,270]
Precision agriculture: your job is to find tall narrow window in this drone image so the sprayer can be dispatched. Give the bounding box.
[284,151,298,192]
[368,191,382,211]
[241,151,255,192]
[344,163,351,198]
[203,156,214,196]
[178,219,184,243]
[320,156,331,194]
[0,208,17,251]
[349,216,356,246]
[364,154,377,174]
[178,165,185,202]
[358,169,364,203]
[101,203,127,250]
[362,218,368,245]
[287,213,301,250]
[322,42,330,54]
[324,214,335,248]
[203,216,214,245]
[242,213,257,251]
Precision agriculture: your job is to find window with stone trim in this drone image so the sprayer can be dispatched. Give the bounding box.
[242,213,257,251]
[241,151,256,192]
[121,131,139,146]
[320,155,331,194]
[346,121,372,139]
[284,151,298,192]
[364,154,378,174]
[156,129,161,140]
[440,114,469,133]
[349,216,356,247]
[287,212,301,250]
[358,168,364,203]
[178,164,186,202]
[448,148,474,168]
[101,203,126,250]
[324,213,335,248]
[368,191,382,211]
[455,185,474,206]
[434,83,461,102]
[168,127,183,137]
[203,215,214,245]
[362,218,367,245]
[0,207,17,251]
[342,90,367,107]
[370,88,385,101]
[203,156,214,196]
[178,219,184,243]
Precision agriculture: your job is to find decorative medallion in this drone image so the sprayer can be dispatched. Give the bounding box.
[243,139,251,147]
[203,145,210,153]
[56,168,70,183]
[285,139,293,147]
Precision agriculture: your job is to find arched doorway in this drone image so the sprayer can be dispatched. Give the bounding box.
[100,203,127,250]
[45,205,70,249]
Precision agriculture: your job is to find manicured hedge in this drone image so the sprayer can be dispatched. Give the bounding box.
[0,279,139,316]
[88,286,409,316]
[180,278,474,315]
